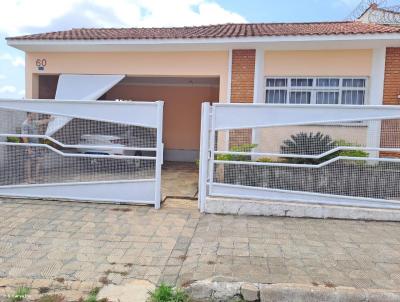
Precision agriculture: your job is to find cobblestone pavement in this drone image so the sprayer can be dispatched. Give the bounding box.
[1,198,400,300]
[0,198,199,300]
[162,162,198,199]
[178,214,400,290]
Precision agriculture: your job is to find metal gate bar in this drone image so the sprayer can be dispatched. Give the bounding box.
[199,103,400,211]
[0,99,164,208]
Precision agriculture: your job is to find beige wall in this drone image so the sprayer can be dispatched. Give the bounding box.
[106,84,219,150]
[258,125,368,155]
[25,51,229,100]
[259,50,373,155]
[264,49,372,76]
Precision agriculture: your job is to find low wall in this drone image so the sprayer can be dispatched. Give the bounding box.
[205,197,400,221]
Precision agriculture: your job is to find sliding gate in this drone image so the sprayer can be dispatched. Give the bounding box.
[0,99,163,208]
[199,103,400,212]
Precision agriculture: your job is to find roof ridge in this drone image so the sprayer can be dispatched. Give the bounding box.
[7,21,400,41]
[66,21,358,31]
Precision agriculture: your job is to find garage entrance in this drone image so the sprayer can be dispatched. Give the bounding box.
[36,74,220,201]
[105,76,220,162]
[106,76,219,199]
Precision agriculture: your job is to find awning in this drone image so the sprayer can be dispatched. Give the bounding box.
[45,74,125,136]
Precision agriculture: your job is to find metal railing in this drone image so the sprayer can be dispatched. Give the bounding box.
[0,99,164,208]
[199,103,400,211]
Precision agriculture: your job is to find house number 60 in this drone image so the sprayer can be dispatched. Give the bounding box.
[36,58,47,67]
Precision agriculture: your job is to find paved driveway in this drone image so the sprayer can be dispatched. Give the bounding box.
[1,198,400,300]
[0,198,199,300]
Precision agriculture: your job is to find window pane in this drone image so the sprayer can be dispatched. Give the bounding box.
[291,78,313,87]
[343,78,366,88]
[316,91,339,104]
[266,90,287,103]
[289,91,311,104]
[342,90,365,105]
[266,78,287,87]
[316,78,339,87]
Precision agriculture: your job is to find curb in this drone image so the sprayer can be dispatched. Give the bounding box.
[184,278,400,302]
[260,283,400,302]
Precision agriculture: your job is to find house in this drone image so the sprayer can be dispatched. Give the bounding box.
[358,3,400,26]
[6,20,400,162]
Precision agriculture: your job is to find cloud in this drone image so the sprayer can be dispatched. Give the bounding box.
[0,0,246,36]
[0,53,25,67]
[18,89,25,96]
[0,74,5,80]
[0,85,17,93]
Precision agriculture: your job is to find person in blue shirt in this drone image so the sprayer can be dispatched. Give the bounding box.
[21,112,52,183]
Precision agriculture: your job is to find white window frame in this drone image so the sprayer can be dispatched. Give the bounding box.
[265,76,369,105]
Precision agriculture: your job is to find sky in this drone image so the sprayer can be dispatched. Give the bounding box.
[0,0,393,98]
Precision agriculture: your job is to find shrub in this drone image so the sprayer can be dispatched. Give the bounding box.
[83,288,99,302]
[216,144,257,161]
[6,136,20,143]
[256,157,273,163]
[335,139,369,158]
[280,134,370,165]
[148,283,190,302]
[280,132,336,164]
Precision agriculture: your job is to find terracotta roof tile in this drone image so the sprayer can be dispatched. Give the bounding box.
[6,21,400,41]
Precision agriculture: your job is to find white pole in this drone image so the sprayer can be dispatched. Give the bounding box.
[198,102,210,212]
[367,47,386,159]
[252,48,265,157]
[154,101,164,209]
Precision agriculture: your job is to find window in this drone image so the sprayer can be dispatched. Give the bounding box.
[265,77,367,105]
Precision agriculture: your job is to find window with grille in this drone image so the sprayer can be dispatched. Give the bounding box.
[265,77,367,105]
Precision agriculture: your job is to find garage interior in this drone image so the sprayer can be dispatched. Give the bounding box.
[37,74,220,199]
[38,75,220,162]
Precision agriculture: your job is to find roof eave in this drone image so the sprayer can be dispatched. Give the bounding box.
[8,33,400,52]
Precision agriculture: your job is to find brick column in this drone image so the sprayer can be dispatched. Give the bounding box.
[229,49,256,147]
[380,47,400,157]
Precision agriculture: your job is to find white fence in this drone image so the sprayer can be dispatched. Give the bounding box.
[0,99,164,208]
[199,103,400,211]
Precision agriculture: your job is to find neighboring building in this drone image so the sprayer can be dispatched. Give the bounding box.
[358,3,400,26]
[6,21,400,160]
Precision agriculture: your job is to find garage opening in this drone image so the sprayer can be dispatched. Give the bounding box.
[105,76,220,162]
[106,76,219,200]
[37,75,220,163]
[37,74,220,200]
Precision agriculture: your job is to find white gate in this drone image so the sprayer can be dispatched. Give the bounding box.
[199,103,400,212]
[0,99,164,208]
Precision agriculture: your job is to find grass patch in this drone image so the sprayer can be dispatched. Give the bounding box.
[8,287,30,302]
[85,287,100,302]
[148,283,190,302]
[77,287,108,302]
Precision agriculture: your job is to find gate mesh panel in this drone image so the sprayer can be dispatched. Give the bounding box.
[0,108,156,186]
[213,119,400,202]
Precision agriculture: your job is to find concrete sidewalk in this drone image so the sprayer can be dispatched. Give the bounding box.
[178,212,400,290]
[0,198,400,301]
